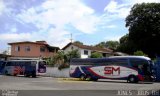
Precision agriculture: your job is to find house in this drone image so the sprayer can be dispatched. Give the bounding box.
[8,41,59,58]
[62,42,113,58]
[0,54,11,60]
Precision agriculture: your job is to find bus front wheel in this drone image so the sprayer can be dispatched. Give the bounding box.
[128,75,138,83]
[86,75,92,81]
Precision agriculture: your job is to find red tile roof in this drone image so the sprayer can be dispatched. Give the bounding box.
[8,41,60,50]
[62,42,113,53]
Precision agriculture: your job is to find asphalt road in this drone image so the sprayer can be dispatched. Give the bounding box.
[0,75,160,96]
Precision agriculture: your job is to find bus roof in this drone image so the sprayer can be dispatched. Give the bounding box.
[109,56,151,60]
[71,56,151,62]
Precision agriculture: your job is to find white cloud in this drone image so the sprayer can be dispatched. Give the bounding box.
[103,0,160,21]
[13,0,102,48]
[0,0,5,15]
[104,0,131,20]
[124,0,160,4]
[0,33,31,41]
[106,25,117,28]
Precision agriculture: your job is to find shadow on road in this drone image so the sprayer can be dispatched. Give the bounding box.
[97,80,153,84]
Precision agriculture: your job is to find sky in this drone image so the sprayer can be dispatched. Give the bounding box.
[0,0,160,52]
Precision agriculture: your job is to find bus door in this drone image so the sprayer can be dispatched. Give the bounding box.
[130,59,151,81]
[38,61,46,73]
[0,61,5,74]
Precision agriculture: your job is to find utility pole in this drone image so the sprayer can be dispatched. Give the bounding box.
[70,33,73,43]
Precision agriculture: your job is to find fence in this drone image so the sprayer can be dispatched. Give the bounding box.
[154,57,160,81]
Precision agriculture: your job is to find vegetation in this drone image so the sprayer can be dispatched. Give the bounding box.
[125,3,160,57]
[90,52,103,58]
[133,50,148,56]
[47,50,80,70]
[74,41,83,45]
[95,41,120,50]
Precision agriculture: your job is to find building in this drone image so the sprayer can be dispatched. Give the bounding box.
[62,42,113,58]
[8,41,59,58]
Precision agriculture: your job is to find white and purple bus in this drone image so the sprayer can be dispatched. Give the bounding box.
[70,56,154,83]
[4,58,46,77]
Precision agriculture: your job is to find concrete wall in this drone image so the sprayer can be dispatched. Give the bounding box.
[45,67,70,78]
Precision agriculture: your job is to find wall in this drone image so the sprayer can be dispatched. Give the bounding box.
[63,45,91,58]
[45,67,70,78]
[80,49,91,58]
[10,43,54,58]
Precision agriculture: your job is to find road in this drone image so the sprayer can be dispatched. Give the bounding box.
[0,75,160,96]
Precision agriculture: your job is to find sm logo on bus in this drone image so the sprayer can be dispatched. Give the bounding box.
[104,67,120,75]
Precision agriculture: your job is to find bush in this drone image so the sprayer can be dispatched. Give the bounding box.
[90,52,103,58]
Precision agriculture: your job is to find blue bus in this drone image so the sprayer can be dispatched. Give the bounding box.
[0,60,5,74]
[3,59,46,77]
[70,56,154,83]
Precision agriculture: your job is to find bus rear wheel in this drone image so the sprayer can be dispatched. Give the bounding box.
[128,75,138,83]
[80,74,86,81]
[5,71,8,75]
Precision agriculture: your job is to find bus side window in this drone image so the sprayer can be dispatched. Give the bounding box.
[130,59,140,69]
[130,59,148,70]
[112,59,128,66]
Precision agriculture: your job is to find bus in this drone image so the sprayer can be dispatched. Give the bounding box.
[0,60,5,74]
[70,56,154,83]
[3,58,46,77]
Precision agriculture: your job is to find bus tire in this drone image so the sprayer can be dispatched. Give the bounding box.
[86,75,92,81]
[31,71,36,78]
[128,75,138,83]
[5,71,8,75]
[24,73,30,77]
[13,74,17,76]
[92,78,98,81]
[80,74,86,81]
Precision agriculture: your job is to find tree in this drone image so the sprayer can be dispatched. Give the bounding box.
[90,52,103,58]
[126,3,160,57]
[95,41,119,50]
[117,34,136,54]
[133,50,148,56]
[95,42,106,48]
[105,41,119,50]
[74,41,83,45]
[66,49,80,61]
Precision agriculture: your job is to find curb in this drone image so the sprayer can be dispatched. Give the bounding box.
[57,78,81,81]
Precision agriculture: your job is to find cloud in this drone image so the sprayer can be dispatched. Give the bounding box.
[0,33,31,41]
[12,0,103,48]
[103,0,131,20]
[0,0,5,15]
[106,25,117,28]
[124,0,160,4]
[16,0,100,34]
[103,0,160,22]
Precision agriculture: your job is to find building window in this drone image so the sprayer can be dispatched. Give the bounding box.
[71,46,74,50]
[84,50,88,55]
[40,46,45,52]
[25,46,30,52]
[15,46,20,52]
